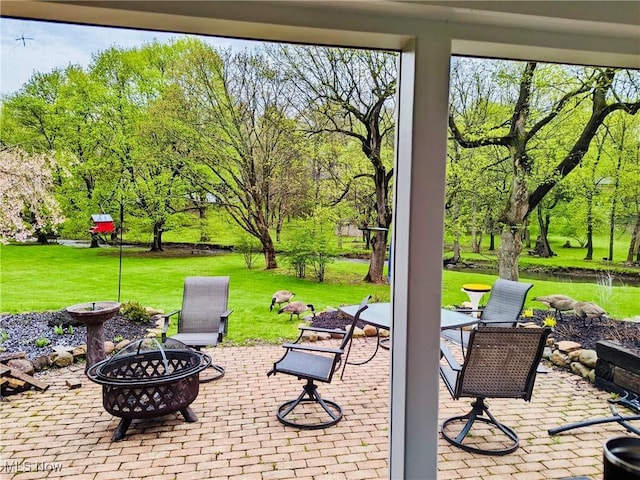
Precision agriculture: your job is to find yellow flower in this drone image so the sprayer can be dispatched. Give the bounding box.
[522,309,534,318]
[543,316,557,328]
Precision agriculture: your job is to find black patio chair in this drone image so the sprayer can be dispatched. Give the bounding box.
[161,276,232,382]
[439,325,551,455]
[267,295,371,429]
[441,279,533,348]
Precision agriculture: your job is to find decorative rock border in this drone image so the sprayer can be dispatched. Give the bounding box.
[0,314,164,390]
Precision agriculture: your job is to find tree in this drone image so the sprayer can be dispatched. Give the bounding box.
[169,42,310,268]
[449,60,640,280]
[0,147,65,242]
[278,45,397,283]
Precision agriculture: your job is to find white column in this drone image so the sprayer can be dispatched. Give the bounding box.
[390,35,451,480]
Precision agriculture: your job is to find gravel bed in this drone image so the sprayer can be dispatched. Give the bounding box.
[0,310,155,361]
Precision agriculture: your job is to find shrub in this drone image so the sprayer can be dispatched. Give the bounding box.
[120,301,150,324]
[235,235,263,269]
[282,234,336,282]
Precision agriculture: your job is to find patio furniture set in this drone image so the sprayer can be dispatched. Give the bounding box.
[83,276,640,475]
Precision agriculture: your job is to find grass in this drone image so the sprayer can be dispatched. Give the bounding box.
[1,241,638,344]
[448,233,639,275]
[0,243,389,344]
[442,270,639,320]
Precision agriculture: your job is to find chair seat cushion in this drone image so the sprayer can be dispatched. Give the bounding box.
[274,350,335,382]
[170,332,219,347]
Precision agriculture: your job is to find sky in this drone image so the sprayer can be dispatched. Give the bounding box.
[0,17,260,97]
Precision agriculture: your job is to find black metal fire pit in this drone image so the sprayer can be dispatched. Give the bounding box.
[87,338,211,441]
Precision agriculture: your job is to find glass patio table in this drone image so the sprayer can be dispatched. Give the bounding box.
[338,303,479,365]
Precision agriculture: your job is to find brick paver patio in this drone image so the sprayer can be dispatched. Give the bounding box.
[1,340,636,479]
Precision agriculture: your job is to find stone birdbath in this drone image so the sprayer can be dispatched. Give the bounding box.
[66,301,120,372]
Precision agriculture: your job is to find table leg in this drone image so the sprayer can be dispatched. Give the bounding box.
[341,329,382,379]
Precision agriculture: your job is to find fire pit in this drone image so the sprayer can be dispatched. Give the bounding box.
[66,301,120,371]
[87,338,211,441]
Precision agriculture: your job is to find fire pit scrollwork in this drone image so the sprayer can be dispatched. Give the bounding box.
[87,337,211,441]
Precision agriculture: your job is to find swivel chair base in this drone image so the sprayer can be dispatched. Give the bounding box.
[276,379,343,429]
[441,398,519,455]
[199,363,225,383]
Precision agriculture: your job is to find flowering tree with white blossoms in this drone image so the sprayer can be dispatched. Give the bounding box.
[0,147,65,242]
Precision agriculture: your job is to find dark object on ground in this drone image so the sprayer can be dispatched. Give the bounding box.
[603,436,640,479]
[548,391,640,437]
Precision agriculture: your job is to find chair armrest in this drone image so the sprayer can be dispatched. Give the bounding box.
[290,326,347,344]
[454,308,481,314]
[440,342,462,371]
[161,310,181,340]
[298,326,347,335]
[282,343,343,355]
[219,309,233,337]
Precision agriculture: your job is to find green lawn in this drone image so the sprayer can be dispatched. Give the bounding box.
[0,243,390,344]
[1,242,638,345]
[448,233,639,275]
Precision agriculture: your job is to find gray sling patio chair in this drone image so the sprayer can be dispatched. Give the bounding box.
[439,326,551,455]
[161,276,232,382]
[441,279,534,348]
[267,295,371,429]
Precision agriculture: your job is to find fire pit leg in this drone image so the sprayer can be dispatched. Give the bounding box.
[85,322,107,372]
[112,418,132,441]
[181,406,198,423]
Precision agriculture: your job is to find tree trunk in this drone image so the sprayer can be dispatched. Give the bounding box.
[607,135,624,262]
[471,198,480,253]
[497,146,530,280]
[584,192,594,260]
[364,229,388,283]
[364,167,392,283]
[260,230,278,269]
[497,228,522,281]
[151,222,164,252]
[489,233,495,251]
[627,211,640,263]
[523,222,531,249]
[198,207,210,242]
[452,238,461,263]
[35,230,49,244]
[90,233,100,248]
[536,204,554,257]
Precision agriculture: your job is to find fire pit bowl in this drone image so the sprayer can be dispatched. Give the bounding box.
[87,338,211,441]
[66,301,120,371]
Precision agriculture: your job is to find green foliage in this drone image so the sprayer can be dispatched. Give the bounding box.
[35,337,51,348]
[281,223,337,282]
[235,234,263,270]
[53,323,74,335]
[282,236,313,278]
[0,330,8,343]
[120,301,150,324]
